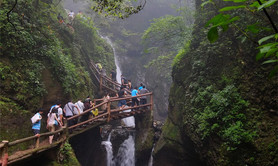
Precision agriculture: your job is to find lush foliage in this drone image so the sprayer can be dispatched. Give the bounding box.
[191,85,256,147]
[203,0,278,74]
[141,10,194,81]
[0,0,114,142]
[57,142,80,165]
[91,0,146,18]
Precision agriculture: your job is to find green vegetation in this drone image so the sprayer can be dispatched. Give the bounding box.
[142,12,194,81]
[157,0,278,165]
[192,85,256,147]
[91,0,146,19]
[0,0,114,143]
[202,0,278,74]
[56,141,80,166]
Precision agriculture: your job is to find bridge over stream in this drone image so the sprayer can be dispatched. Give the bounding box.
[0,61,153,166]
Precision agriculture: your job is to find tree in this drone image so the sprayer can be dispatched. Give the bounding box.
[91,0,146,19]
[202,0,278,75]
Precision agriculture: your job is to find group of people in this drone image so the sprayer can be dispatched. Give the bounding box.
[31,96,94,144]
[96,62,150,111]
[117,75,149,110]
[31,67,150,145]
[56,10,85,33]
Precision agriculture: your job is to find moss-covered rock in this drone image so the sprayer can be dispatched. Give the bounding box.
[154,0,278,165]
[135,110,155,166]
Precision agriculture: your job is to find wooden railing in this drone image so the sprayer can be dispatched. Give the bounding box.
[0,92,153,165]
[89,60,131,94]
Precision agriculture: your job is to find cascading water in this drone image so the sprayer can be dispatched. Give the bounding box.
[148,145,155,166]
[98,32,135,128]
[97,33,122,83]
[99,33,136,166]
[101,133,114,166]
[114,135,135,166]
[101,130,135,166]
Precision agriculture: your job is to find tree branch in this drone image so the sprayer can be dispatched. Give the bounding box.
[7,0,18,31]
[257,0,278,33]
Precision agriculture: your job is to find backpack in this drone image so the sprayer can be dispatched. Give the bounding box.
[31,113,40,124]
[51,107,59,125]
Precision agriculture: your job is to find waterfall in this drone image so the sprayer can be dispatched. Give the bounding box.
[101,133,114,166]
[148,145,155,166]
[102,131,135,166]
[98,32,135,128]
[114,135,135,166]
[97,32,122,83]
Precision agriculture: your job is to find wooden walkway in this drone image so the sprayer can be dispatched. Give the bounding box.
[0,61,153,165]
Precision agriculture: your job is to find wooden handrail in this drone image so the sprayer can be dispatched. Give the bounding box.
[68,112,109,130]
[67,101,108,120]
[110,103,152,113]
[8,128,64,146]
[110,92,153,102]
[0,60,154,164]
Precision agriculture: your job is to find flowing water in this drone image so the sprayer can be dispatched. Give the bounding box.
[101,131,135,166]
[98,32,135,128]
[148,145,155,166]
[98,33,122,83]
[101,133,114,166]
[99,33,136,166]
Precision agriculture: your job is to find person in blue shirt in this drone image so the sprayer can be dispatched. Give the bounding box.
[138,83,144,90]
[32,109,44,136]
[131,87,139,111]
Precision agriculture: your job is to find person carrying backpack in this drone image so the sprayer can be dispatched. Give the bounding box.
[47,107,62,144]
[121,75,128,88]
[31,108,44,136]
[82,96,93,122]
[63,99,80,128]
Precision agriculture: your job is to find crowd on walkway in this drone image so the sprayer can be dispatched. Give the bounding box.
[31,64,150,146]
[56,10,86,32]
[117,75,150,111]
[31,96,94,144]
[95,62,150,111]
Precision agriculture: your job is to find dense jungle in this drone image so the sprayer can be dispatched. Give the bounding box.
[0,0,278,166]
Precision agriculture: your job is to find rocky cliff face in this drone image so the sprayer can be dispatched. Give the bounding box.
[154,0,278,165]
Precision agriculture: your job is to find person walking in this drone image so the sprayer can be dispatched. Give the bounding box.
[131,87,139,111]
[139,85,149,106]
[68,10,75,24]
[31,108,44,136]
[128,80,133,91]
[82,96,93,122]
[110,69,116,82]
[47,107,61,144]
[101,93,110,112]
[117,86,127,110]
[63,100,80,127]
[121,75,128,88]
[74,99,84,123]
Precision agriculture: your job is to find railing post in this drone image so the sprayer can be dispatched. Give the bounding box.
[100,75,103,93]
[107,100,111,122]
[1,140,9,166]
[150,93,153,111]
[64,118,69,137]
